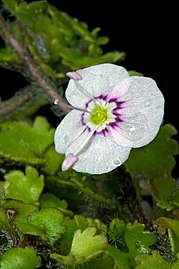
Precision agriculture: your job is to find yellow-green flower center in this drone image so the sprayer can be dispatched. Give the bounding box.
[90,106,108,125]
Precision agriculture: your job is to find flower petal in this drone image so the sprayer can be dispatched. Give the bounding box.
[69,135,131,174]
[111,112,148,147]
[118,76,164,147]
[54,110,86,154]
[66,63,129,108]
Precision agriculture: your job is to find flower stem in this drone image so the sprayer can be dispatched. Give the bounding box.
[0,14,71,114]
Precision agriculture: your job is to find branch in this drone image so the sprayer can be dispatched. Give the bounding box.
[0,13,71,114]
[0,86,36,117]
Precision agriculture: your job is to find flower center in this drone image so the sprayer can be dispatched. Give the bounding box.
[90,106,108,125]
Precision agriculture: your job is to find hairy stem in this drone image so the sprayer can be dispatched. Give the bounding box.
[0,86,36,117]
[0,14,71,114]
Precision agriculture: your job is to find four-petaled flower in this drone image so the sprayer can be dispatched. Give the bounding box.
[54,64,164,174]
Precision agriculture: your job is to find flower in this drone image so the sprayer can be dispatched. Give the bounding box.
[54,63,164,174]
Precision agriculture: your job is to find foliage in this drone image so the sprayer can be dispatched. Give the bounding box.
[0,0,179,268]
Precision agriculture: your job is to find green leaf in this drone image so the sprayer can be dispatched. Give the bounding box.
[60,215,106,252]
[42,146,64,175]
[128,70,144,76]
[170,189,179,207]
[70,227,107,260]
[125,221,157,258]
[107,221,158,268]
[51,227,107,265]
[135,250,170,269]
[4,166,43,203]
[124,124,179,178]
[108,218,125,244]
[0,247,41,269]
[4,200,38,224]
[0,47,18,63]
[29,208,65,244]
[151,174,178,211]
[3,0,47,26]
[107,245,129,269]
[40,192,73,215]
[3,200,45,239]
[4,166,44,204]
[155,217,179,253]
[79,256,115,269]
[0,116,54,165]
[171,260,179,269]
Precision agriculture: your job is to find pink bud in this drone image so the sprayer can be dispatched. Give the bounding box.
[66,71,82,80]
[61,153,78,171]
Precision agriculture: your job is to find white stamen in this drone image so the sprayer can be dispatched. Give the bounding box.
[61,153,78,171]
[66,71,82,80]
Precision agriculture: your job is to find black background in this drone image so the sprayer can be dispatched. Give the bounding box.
[0,0,179,177]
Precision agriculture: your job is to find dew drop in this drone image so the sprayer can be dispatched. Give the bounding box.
[54,99,59,105]
[128,126,136,136]
[113,159,121,166]
[64,135,69,144]
[144,100,151,107]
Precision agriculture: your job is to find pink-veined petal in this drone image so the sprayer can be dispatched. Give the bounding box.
[111,112,148,147]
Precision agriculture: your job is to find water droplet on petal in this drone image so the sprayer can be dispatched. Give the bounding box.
[64,135,69,144]
[113,159,121,166]
[128,126,136,136]
[144,100,151,107]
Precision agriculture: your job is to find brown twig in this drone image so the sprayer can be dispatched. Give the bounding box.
[0,14,71,114]
[0,86,36,117]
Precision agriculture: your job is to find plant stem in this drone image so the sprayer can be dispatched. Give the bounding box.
[0,14,71,114]
[0,86,36,117]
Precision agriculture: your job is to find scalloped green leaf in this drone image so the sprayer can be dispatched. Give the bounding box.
[108,218,125,244]
[4,166,44,204]
[51,227,107,265]
[151,174,178,211]
[135,250,170,269]
[0,116,54,164]
[69,227,107,260]
[29,208,65,244]
[107,221,157,268]
[125,221,157,258]
[124,124,179,178]
[0,247,41,269]
[60,215,106,252]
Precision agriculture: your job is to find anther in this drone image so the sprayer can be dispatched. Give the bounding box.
[61,153,78,171]
[66,71,82,80]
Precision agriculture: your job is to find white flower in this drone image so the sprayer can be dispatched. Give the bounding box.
[54,64,164,174]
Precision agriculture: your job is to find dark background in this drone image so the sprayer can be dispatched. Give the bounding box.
[0,0,178,177]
